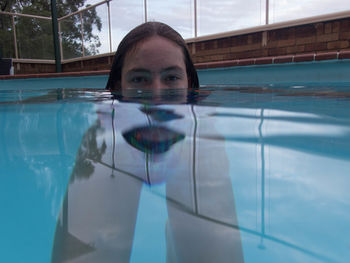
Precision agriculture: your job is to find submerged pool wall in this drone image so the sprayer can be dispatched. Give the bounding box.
[7,14,350,75]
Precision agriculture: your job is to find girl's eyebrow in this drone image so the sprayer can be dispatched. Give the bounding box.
[127,66,185,75]
[161,66,184,73]
[125,69,152,79]
[127,68,150,74]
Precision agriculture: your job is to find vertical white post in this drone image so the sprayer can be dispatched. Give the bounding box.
[58,21,64,61]
[265,0,269,24]
[12,15,18,59]
[144,0,147,22]
[194,0,198,37]
[80,12,85,57]
[107,0,112,53]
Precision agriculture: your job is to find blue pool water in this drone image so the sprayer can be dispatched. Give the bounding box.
[1,62,350,263]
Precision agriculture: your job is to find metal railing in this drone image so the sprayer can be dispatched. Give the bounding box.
[58,0,112,59]
[0,11,51,60]
[0,0,349,62]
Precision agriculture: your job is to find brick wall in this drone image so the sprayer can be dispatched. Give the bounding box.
[13,61,56,74]
[188,17,350,64]
[62,54,114,72]
[13,54,114,75]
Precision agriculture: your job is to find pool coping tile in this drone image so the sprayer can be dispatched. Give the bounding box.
[196,60,239,69]
[339,50,350,59]
[255,57,273,65]
[237,58,255,66]
[293,53,316,62]
[273,55,294,64]
[0,70,109,80]
[315,52,338,61]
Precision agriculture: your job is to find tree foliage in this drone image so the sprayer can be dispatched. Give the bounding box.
[0,0,102,59]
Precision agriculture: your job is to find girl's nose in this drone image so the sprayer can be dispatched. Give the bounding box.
[151,77,167,94]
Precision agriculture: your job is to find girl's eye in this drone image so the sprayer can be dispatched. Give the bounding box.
[165,75,180,82]
[131,76,148,84]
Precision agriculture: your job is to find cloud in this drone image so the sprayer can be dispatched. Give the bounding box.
[270,0,350,22]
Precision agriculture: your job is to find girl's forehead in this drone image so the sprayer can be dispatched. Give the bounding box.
[123,36,185,71]
[131,35,181,53]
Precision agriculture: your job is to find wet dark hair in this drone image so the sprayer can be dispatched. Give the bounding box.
[106,22,199,90]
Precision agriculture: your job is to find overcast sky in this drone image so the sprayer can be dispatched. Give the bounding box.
[81,0,350,54]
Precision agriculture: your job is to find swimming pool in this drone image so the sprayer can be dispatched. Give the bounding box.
[1,61,350,263]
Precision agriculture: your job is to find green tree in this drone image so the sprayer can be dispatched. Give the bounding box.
[0,0,101,59]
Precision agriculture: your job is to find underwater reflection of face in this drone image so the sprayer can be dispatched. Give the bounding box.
[120,36,188,103]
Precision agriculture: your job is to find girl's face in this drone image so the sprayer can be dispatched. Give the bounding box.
[120,36,188,91]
